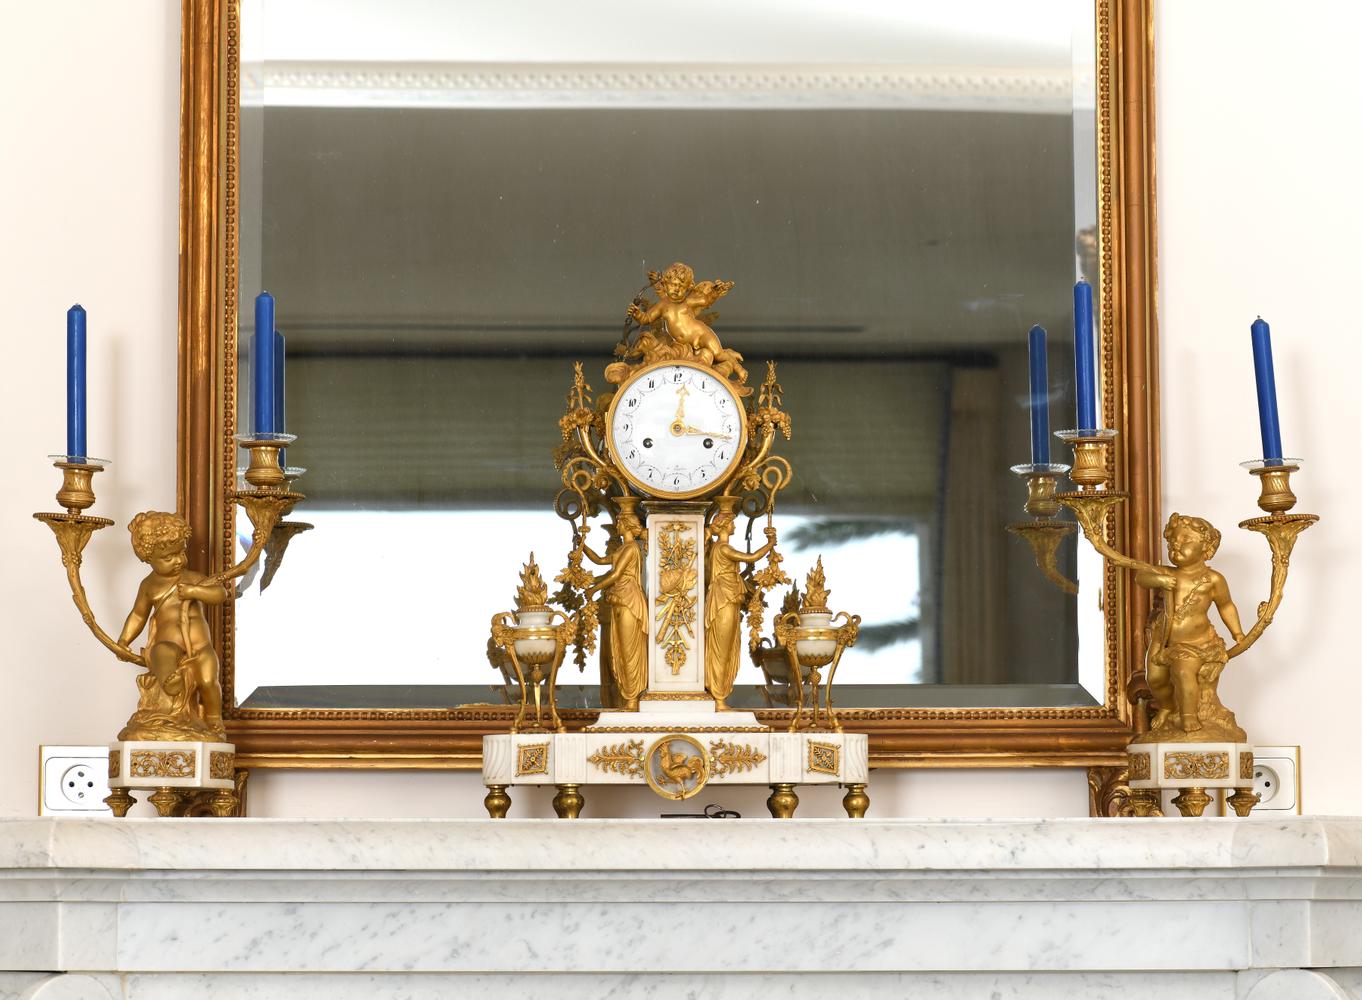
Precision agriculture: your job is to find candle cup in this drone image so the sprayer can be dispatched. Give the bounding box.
[1009,462,1071,518]
[1008,462,1079,596]
[235,466,307,494]
[1055,429,1117,490]
[47,455,112,515]
[1241,458,1304,516]
[235,432,295,490]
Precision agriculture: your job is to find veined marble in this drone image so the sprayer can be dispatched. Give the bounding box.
[483,697,869,808]
[2,817,1361,999]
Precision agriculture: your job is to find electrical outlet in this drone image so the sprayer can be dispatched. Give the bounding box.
[39,745,113,816]
[1251,745,1301,814]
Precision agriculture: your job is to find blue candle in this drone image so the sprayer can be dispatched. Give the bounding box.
[253,292,276,434]
[1027,324,1051,464]
[274,328,286,465]
[273,329,286,434]
[1250,317,1283,463]
[1073,279,1097,431]
[66,304,87,458]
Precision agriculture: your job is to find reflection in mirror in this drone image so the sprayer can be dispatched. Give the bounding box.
[234,0,1100,711]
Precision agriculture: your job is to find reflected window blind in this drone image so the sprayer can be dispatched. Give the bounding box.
[276,352,947,516]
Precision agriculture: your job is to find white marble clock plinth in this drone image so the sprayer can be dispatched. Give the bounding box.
[482,699,868,818]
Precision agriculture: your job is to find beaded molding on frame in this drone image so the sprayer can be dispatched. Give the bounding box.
[220,0,243,714]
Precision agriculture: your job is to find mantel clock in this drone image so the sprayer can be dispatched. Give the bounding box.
[481,262,868,818]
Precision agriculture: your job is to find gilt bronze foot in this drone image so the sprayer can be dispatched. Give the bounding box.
[767,783,799,819]
[553,783,584,819]
[484,784,511,819]
[842,783,869,818]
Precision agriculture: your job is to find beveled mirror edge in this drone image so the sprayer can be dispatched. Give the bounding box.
[179,0,1159,770]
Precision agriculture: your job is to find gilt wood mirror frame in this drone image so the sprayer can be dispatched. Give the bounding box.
[178,0,1158,783]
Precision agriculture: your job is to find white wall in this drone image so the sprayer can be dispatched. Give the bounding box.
[0,4,181,817]
[1155,1,1362,815]
[2,1,1356,818]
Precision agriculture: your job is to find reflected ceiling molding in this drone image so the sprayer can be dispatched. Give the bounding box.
[241,61,1092,113]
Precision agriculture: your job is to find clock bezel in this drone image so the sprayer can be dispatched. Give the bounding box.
[604,359,751,501]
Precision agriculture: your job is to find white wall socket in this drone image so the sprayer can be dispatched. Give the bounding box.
[1251,745,1301,814]
[39,745,113,816]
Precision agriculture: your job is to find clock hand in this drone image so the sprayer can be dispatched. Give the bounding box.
[680,425,733,441]
[669,386,693,436]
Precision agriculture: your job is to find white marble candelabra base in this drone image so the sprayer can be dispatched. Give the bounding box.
[3,817,1362,999]
[103,740,238,818]
[483,700,868,817]
[1128,740,1259,816]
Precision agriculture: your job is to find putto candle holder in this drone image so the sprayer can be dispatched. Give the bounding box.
[34,435,305,817]
[1052,429,1317,817]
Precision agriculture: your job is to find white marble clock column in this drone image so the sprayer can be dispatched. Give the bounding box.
[641,501,709,698]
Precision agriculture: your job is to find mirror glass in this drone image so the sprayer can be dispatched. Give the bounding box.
[234,0,1103,711]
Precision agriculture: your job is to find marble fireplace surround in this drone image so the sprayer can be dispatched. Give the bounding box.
[2,817,1362,999]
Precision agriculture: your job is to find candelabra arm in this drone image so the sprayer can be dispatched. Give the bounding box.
[34,514,145,666]
[257,521,314,593]
[1057,493,1152,574]
[1006,522,1078,596]
[1226,514,1318,660]
[211,490,302,585]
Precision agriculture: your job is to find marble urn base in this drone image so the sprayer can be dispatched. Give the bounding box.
[4,817,1362,999]
[104,740,239,818]
[1128,741,1259,817]
[482,698,869,818]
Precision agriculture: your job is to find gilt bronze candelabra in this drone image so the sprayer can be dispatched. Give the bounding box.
[1051,428,1316,817]
[34,433,306,817]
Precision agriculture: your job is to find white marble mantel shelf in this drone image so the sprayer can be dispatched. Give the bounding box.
[3,817,1362,1000]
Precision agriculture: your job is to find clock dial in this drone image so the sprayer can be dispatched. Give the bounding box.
[608,363,746,498]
